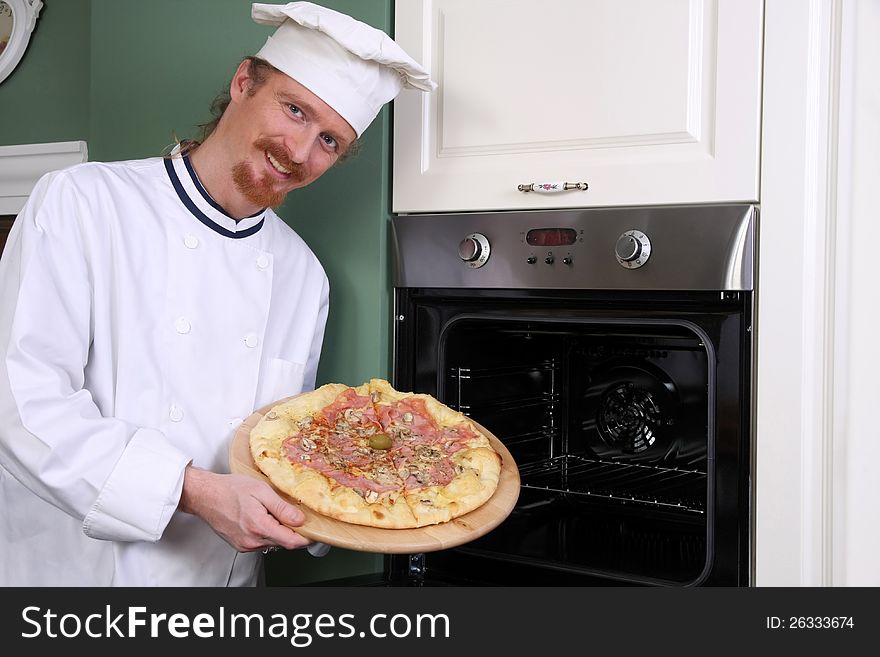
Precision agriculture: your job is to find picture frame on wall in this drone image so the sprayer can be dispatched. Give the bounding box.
[0,0,43,84]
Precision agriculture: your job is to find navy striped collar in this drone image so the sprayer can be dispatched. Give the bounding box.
[163,150,265,239]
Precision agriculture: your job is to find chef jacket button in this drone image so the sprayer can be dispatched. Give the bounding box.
[175,317,192,334]
[256,254,270,270]
[169,405,184,422]
[244,333,259,348]
[184,234,199,249]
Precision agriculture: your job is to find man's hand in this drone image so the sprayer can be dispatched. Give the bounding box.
[178,466,311,552]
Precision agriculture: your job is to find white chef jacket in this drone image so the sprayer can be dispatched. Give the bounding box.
[0,151,330,586]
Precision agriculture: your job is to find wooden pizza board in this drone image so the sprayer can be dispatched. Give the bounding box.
[229,397,520,554]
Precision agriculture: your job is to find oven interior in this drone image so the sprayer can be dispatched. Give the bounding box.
[390,291,751,586]
[439,318,709,584]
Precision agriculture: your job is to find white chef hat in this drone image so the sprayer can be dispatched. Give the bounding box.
[252,2,436,137]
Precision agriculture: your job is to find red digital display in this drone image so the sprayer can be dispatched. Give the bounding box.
[526,228,578,247]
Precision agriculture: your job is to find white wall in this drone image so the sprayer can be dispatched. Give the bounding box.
[757,0,880,586]
[832,0,880,586]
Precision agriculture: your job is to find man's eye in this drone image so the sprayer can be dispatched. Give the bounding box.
[287,104,302,117]
[321,134,338,150]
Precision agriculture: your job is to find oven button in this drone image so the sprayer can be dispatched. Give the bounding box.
[458,233,491,268]
[527,255,537,264]
[615,230,652,269]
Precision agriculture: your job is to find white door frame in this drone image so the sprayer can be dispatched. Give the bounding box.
[757,0,877,586]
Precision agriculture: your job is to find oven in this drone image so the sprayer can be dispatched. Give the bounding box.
[386,204,755,586]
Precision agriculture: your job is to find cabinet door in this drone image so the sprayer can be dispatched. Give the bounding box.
[393,0,763,213]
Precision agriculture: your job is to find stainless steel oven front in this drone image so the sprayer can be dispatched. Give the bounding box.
[388,204,755,586]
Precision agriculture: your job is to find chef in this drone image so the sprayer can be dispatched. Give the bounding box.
[0,2,434,586]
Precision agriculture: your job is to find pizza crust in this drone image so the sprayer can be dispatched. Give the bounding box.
[249,380,502,529]
[368,378,479,431]
[405,447,502,525]
[290,468,418,529]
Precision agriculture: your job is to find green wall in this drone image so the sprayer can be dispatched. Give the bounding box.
[1,0,394,584]
[0,0,91,144]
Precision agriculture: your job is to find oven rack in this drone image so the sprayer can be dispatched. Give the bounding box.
[500,425,561,446]
[448,360,557,379]
[518,455,706,514]
[448,360,559,417]
[454,392,559,415]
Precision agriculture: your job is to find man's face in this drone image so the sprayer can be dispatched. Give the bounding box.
[224,64,357,209]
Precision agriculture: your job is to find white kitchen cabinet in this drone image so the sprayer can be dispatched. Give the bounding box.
[393,0,763,213]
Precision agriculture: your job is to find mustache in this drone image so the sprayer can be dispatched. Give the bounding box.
[255,138,307,182]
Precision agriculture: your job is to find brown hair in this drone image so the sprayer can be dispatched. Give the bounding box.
[175,56,359,161]
[175,56,275,157]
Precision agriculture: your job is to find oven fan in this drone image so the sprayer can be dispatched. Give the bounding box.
[597,383,662,454]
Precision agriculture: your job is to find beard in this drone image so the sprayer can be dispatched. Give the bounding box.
[232,137,307,209]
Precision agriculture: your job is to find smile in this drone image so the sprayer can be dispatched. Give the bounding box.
[265,151,292,176]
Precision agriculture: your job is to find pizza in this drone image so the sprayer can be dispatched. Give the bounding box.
[248,379,502,529]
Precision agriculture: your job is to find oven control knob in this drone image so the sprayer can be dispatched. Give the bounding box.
[615,230,652,269]
[458,233,491,269]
